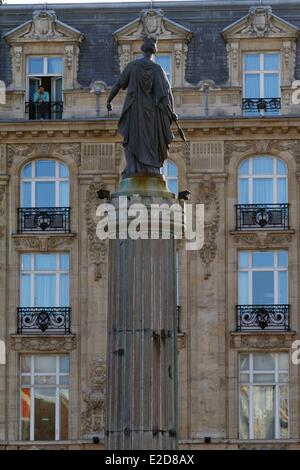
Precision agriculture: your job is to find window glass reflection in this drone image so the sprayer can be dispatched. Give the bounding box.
[20,355,70,441]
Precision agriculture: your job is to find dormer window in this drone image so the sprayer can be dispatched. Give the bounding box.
[114,9,192,88]
[243,53,281,115]
[222,6,299,114]
[4,8,84,120]
[27,56,63,120]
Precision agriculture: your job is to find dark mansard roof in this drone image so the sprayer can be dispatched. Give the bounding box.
[1,1,300,88]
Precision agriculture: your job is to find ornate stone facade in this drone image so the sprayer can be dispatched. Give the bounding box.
[10,335,77,352]
[85,182,108,281]
[1,1,300,452]
[196,178,220,279]
[81,359,106,438]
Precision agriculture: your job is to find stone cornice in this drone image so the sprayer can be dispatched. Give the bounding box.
[2,118,300,140]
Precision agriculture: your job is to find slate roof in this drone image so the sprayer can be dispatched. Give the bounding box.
[1,1,300,88]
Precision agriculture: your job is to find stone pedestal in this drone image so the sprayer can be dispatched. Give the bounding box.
[105,175,178,450]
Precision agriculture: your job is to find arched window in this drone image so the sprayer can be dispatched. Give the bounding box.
[161,159,178,196]
[21,160,69,208]
[238,156,287,204]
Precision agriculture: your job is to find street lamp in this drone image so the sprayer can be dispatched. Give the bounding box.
[90,81,107,118]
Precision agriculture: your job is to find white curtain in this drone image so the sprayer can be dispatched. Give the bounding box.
[35,274,56,307]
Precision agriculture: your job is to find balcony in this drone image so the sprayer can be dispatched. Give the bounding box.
[17,307,71,334]
[17,207,71,234]
[236,204,289,230]
[25,101,63,120]
[242,97,281,114]
[236,305,289,332]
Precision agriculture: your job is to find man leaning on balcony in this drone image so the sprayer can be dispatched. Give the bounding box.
[33,85,50,120]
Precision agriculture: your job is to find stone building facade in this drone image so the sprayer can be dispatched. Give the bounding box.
[1,0,300,450]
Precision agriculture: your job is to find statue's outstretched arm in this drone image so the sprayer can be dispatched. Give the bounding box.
[107,82,122,111]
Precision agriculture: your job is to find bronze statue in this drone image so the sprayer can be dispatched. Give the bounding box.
[107,37,182,179]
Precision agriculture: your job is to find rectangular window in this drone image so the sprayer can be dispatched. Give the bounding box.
[20,254,69,307]
[243,52,280,114]
[21,355,69,441]
[239,353,289,440]
[27,56,64,120]
[28,57,63,77]
[244,52,280,99]
[238,251,288,305]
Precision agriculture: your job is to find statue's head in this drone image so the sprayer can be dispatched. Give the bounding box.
[141,36,158,54]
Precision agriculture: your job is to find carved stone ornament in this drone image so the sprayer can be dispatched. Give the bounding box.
[81,359,106,437]
[226,43,239,69]
[114,8,192,43]
[224,139,300,167]
[138,9,170,38]
[197,178,220,279]
[10,335,77,352]
[241,7,281,37]
[222,5,299,42]
[14,46,22,71]
[118,44,131,72]
[270,140,300,160]
[13,235,75,252]
[24,10,63,39]
[7,143,81,168]
[4,8,84,48]
[65,45,74,69]
[85,182,108,281]
[230,332,295,350]
[231,231,294,248]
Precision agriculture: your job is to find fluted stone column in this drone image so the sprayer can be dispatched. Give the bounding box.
[105,175,179,450]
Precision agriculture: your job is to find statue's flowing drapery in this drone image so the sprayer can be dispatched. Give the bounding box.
[117,58,174,177]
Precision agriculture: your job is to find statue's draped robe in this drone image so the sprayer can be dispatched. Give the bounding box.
[117,58,174,177]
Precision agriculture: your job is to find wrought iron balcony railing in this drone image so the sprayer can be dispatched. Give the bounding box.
[236,204,289,230]
[17,207,71,233]
[17,307,71,334]
[25,101,63,120]
[242,98,281,114]
[236,305,289,331]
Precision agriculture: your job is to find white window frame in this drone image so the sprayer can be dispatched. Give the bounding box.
[27,56,63,102]
[27,56,63,77]
[160,159,179,196]
[239,353,289,440]
[21,160,69,208]
[20,253,69,307]
[243,52,281,99]
[238,156,287,204]
[238,251,288,305]
[20,355,69,441]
